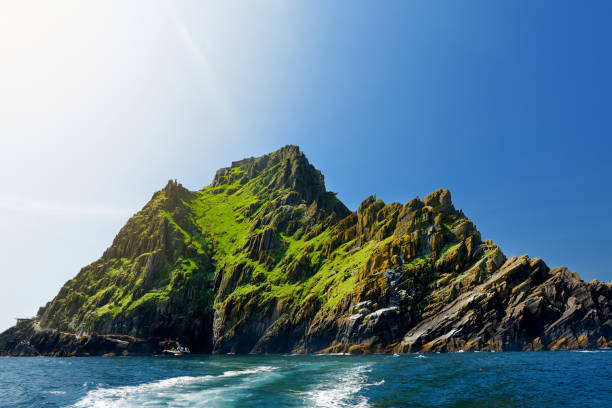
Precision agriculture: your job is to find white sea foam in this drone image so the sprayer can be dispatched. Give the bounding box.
[43,390,66,395]
[221,366,277,377]
[70,366,278,408]
[302,365,381,408]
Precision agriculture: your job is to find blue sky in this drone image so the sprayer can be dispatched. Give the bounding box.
[0,1,611,331]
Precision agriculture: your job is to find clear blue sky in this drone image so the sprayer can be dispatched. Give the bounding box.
[1,1,611,331]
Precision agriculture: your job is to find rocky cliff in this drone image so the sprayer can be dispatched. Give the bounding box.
[1,145,610,356]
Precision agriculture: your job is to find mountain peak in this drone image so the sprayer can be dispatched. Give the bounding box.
[423,188,454,212]
[211,145,342,211]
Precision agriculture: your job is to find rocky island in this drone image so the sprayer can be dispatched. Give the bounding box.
[1,145,610,356]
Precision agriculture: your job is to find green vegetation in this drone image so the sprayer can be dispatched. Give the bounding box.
[38,145,486,350]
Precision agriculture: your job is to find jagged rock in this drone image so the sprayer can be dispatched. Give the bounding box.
[423,188,453,212]
[243,227,282,265]
[396,258,611,352]
[1,146,610,356]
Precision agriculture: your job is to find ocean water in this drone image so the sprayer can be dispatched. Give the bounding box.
[1,351,610,407]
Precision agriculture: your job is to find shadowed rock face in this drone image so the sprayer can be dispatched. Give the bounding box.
[1,145,610,356]
[396,259,612,352]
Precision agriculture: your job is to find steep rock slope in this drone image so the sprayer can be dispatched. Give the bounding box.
[1,145,610,356]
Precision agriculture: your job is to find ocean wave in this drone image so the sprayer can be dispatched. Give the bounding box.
[314,353,350,356]
[301,365,381,408]
[221,366,277,377]
[70,366,278,407]
[43,390,67,395]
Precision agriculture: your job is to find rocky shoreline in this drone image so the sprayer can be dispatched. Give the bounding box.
[0,320,160,357]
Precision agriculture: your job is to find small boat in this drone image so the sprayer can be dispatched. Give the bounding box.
[162,348,191,356]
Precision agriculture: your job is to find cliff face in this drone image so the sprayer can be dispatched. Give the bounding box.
[1,145,610,356]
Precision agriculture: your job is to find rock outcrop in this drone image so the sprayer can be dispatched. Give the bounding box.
[1,145,610,356]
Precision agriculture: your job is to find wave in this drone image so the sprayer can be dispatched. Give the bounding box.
[221,366,277,377]
[314,353,350,356]
[301,365,383,408]
[70,366,278,407]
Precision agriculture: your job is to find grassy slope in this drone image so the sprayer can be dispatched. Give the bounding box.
[40,148,485,343]
[185,165,383,313]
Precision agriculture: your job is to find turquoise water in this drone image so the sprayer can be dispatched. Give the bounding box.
[1,351,610,407]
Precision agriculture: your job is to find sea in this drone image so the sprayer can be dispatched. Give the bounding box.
[1,351,610,407]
